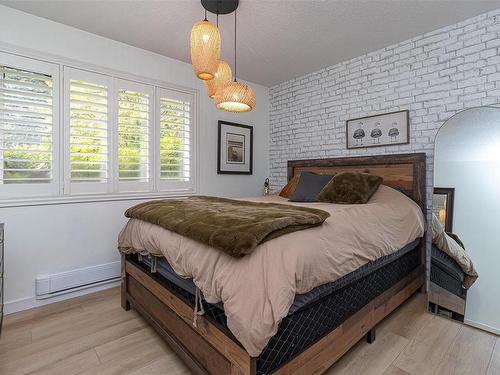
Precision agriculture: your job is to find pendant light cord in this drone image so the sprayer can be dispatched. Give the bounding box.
[234,9,237,82]
[204,0,207,20]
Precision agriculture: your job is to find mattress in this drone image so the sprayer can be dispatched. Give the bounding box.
[140,238,420,315]
[431,245,466,298]
[134,239,421,374]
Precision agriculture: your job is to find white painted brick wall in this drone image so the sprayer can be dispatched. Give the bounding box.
[269,9,500,217]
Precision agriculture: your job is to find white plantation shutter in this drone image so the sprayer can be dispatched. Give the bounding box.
[0,53,59,198]
[0,51,199,203]
[116,79,153,192]
[157,87,195,191]
[64,67,112,194]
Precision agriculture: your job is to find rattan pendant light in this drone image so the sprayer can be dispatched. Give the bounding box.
[190,4,221,80]
[202,13,233,99]
[215,81,255,112]
[215,9,256,112]
[204,59,232,99]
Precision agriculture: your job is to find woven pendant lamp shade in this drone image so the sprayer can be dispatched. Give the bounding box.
[204,60,232,99]
[215,81,256,112]
[190,20,221,80]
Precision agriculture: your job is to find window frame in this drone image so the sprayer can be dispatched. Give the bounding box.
[0,51,60,199]
[63,66,114,195]
[115,78,155,193]
[0,48,199,207]
[156,86,197,194]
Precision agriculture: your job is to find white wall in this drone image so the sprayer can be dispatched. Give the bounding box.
[269,8,500,201]
[0,5,269,312]
[269,8,500,283]
[434,107,500,334]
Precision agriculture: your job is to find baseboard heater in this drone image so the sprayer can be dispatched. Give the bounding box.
[35,261,121,299]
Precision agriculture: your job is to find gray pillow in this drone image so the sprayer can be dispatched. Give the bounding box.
[289,172,334,202]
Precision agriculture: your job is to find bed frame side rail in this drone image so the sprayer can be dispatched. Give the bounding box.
[121,254,256,375]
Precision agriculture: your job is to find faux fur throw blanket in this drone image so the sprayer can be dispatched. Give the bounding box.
[124,196,330,257]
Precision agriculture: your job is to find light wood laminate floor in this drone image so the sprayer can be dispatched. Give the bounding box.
[1,288,499,375]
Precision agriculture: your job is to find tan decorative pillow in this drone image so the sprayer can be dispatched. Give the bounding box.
[279,175,300,198]
[318,172,383,204]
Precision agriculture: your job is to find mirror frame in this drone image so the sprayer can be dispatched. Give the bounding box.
[429,105,500,322]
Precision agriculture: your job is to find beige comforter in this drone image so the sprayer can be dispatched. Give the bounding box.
[431,214,478,288]
[118,185,425,356]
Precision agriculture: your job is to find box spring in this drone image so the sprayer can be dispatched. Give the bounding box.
[131,240,421,374]
[430,245,466,299]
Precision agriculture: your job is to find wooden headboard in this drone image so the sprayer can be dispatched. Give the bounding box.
[287,153,426,213]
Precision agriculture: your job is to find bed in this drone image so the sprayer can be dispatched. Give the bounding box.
[120,153,426,375]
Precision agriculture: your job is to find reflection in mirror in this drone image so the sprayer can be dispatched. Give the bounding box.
[432,187,455,232]
[429,106,500,335]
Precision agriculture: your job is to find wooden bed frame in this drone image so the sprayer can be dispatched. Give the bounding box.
[121,152,426,375]
[428,281,466,320]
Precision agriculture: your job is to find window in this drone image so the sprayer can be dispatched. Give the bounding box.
[116,80,153,192]
[157,88,195,191]
[0,52,59,198]
[64,67,112,194]
[0,52,197,204]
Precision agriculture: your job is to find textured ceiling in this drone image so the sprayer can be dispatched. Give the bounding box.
[1,0,500,86]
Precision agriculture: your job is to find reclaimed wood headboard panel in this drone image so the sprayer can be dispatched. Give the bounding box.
[287,153,426,213]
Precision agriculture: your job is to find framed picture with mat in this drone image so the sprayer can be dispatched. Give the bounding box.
[217,120,253,174]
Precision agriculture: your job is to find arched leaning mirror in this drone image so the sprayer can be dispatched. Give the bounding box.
[429,106,500,335]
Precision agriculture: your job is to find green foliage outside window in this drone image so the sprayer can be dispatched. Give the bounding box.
[160,98,190,181]
[1,67,53,183]
[1,70,191,185]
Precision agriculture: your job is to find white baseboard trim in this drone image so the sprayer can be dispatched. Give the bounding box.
[464,318,500,336]
[4,280,120,315]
